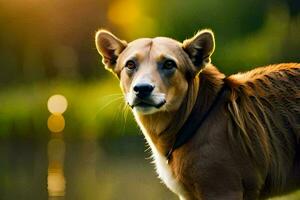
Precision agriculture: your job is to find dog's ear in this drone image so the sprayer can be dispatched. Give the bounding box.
[95,30,127,72]
[182,29,215,69]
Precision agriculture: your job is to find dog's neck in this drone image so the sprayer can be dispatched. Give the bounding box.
[134,65,225,156]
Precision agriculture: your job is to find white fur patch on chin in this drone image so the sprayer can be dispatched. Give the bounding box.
[134,116,188,200]
[133,106,160,115]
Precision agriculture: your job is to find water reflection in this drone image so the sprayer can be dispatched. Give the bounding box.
[47,136,66,197]
[0,134,179,199]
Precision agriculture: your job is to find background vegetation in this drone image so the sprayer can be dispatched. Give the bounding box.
[0,0,299,199]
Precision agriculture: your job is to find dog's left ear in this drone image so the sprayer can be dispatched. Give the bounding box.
[183,29,215,69]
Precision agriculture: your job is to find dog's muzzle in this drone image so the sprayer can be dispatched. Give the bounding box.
[126,91,166,109]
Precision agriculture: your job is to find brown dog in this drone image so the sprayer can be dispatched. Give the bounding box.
[95,29,300,200]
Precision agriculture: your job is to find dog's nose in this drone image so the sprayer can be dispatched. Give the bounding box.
[133,83,154,98]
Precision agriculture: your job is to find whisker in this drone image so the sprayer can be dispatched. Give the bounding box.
[97,96,124,112]
[101,93,123,98]
[120,102,129,134]
[113,101,125,128]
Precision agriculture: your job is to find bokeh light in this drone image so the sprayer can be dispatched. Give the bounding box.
[47,114,65,133]
[47,94,68,114]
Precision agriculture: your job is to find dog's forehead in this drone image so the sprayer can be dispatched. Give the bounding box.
[152,37,182,53]
[121,37,182,59]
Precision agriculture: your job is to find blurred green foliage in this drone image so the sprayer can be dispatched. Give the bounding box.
[0,0,299,138]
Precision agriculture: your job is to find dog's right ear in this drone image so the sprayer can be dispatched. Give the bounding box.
[95,30,127,73]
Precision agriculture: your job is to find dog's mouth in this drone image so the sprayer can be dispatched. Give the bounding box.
[126,94,166,110]
[133,100,166,109]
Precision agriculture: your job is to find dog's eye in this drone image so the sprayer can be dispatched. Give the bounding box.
[125,60,136,70]
[163,60,177,70]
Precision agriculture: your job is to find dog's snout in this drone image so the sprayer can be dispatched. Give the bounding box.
[133,83,154,98]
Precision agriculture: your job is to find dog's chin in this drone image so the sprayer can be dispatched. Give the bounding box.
[132,101,166,115]
[126,93,166,115]
[133,106,160,115]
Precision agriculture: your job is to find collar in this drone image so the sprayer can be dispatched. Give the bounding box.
[165,79,227,163]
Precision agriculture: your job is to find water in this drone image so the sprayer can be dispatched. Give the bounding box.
[0,134,176,200]
[1,134,299,200]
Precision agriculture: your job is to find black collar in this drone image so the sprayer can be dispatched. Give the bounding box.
[165,80,227,163]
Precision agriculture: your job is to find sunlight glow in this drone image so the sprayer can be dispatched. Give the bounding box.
[107,0,141,26]
[107,0,157,38]
[47,94,68,114]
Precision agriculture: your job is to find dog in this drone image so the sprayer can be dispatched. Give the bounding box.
[95,29,300,200]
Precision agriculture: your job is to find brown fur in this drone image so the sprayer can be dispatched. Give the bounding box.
[95,29,300,200]
[169,63,300,199]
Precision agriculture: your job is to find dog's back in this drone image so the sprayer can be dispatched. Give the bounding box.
[226,63,300,197]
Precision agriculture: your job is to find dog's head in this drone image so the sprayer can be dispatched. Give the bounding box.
[95,29,215,115]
